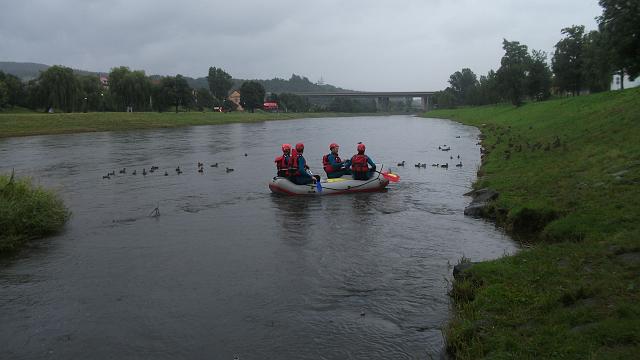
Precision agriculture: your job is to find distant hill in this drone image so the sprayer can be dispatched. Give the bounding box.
[1,61,352,94]
[0,61,51,80]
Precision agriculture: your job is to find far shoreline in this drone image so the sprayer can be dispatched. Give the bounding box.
[0,111,406,139]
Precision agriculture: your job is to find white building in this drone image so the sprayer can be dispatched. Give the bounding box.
[611,73,640,90]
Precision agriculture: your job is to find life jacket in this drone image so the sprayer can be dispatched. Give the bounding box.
[291,153,306,176]
[275,154,291,177]
[351,154,370,174]
[322,153,342,174]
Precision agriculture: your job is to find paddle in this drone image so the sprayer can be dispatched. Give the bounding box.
[380,170,400,182]
[307,170,322,192]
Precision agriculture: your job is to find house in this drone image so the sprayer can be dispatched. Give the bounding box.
[228,90,244,111]
[99,74,109,88]
[611,73,640,91]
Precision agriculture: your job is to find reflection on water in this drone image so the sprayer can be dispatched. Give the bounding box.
[0,115,516,359]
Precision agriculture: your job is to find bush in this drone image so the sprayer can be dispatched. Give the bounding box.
[0,173,70,253]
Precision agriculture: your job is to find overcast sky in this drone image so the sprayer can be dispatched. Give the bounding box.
[1,0,603,91]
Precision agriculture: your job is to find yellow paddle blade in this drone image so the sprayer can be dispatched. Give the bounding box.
[327,178,349,183]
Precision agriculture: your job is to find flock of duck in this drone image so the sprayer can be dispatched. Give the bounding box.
[395,144,465,170]
[102,162,234,180]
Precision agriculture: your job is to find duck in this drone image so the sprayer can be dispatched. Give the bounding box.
[226,167,234,173]
[456,135,461,138]
[103,174,110,179]
[119,168,126,174]
[132,170,137,175]
[108,170,115,176]
[414,163,421,168]
[450,155,453,159]
[176,169,183,175]
[198,167,204,173]
[420,163,426,168]
[197,162,204,168]
[244,153,248,157]
[164,171,168,176]
[397,161,405,167]
[457,154,460,159]
[431,163,439,167]
[456,162,463,167]
[175,166,181,172]
[210,163,218,167]
[149,168,155,173]
[142,168,147,176]
[441,163,449,169]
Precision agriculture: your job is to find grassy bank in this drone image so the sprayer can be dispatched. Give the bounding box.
[426,88,640,358]
[0,111,370,138]
[0,173,70,253]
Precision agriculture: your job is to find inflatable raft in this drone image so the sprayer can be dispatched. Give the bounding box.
[269,168,390,196]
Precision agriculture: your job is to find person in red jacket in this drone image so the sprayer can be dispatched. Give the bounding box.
[322,143,352,178]
[350,142,376,180]
[290,143,319,185]
[274,143,293,177]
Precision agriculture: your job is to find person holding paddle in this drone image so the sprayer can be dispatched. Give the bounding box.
[350,142,376,180]
[290,143,319,185]
[322,143,352,179]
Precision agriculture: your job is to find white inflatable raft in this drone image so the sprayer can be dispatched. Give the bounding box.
[269,168,390,196]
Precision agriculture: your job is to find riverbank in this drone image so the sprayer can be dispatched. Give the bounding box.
[425,88,640,358]
[0,111,386,138]
[0,173,70,254]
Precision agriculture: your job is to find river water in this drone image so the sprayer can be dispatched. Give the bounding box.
[0,115,516,359]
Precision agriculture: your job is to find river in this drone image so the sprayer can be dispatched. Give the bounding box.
[0,115,516,359]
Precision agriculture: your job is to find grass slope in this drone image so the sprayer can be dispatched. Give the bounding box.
[426,88,640,359]
[0,174,70,253]
[0,111,359,138]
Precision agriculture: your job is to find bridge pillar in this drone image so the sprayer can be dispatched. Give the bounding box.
[421,95,431,112]
[376,97,390,112]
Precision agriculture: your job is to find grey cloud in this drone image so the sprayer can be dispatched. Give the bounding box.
[1,0,602,90]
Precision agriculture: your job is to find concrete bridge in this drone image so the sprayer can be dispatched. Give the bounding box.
[292,91,436,111]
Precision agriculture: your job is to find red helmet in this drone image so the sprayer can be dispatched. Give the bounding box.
[357,143,366,153]
[282,143,291,152]
[329,143,339,150]
[295,143,304,152]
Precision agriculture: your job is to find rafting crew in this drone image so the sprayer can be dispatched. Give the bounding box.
[290,142,320,185]
[322,143,352,178]
[274,143,293,177]
[350,142,376,180]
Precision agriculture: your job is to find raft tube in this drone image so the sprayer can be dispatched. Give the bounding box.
[269,167,390,196]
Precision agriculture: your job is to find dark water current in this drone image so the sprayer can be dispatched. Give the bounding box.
[0,115,516,359]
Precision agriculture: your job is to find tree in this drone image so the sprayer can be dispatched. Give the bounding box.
[38,65,79,112]
[0,71,26,108]
[476,70,501,105]
[496,39,530,106]
[108,66,151,111]
[582,30,614,92]
[239,81,265,112]
[552,25,586,95]
[77,75,102,111]
[153,75,192,112]
[207,67,233,102]
[598,0,640,82]
[527,50,552,101]
[195,88,215,110]
[448,68,478,105]
[278,93,310,112]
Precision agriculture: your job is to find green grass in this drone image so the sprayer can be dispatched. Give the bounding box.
[0,173,70,253]
[426,88,640,358]
[0,111,366,138]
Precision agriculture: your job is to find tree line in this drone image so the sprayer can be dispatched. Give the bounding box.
[435,0,638,108]
[0,64,275,113]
